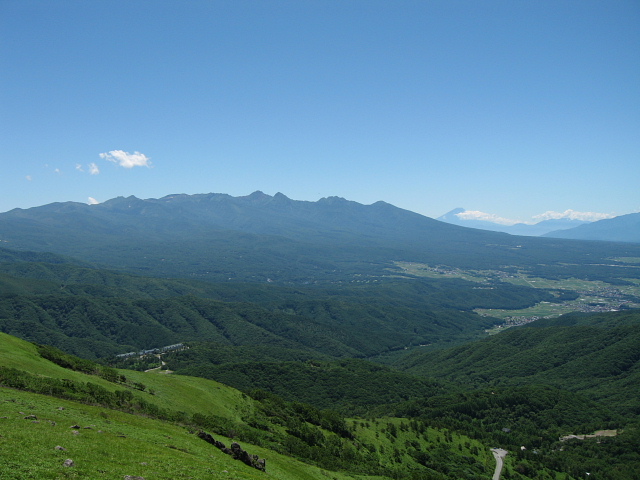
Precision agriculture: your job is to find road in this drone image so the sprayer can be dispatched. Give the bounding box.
[491,448,508,480]
[144,355,172,374]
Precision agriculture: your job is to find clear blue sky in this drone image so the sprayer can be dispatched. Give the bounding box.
[1,0,638,223]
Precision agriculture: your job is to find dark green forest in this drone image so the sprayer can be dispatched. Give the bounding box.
[2,252,565,359]
[398,310,640,416]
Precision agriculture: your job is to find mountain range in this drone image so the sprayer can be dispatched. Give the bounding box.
[542,212,640,243]
[1,191,639,284]
[438,207,640,243]
[437,207,590,236]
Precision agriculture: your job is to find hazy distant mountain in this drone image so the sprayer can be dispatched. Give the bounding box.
[543,212,640,243]
[1,192,638,283]
[0,192,506,281]
[0,191,500,248]
[438,208,589,236]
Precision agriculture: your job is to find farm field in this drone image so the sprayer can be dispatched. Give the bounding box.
[394,261,640,328]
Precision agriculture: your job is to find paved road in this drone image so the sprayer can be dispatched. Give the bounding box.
[491,448,508,480]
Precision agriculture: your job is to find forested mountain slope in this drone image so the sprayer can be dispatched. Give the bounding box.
[3,246,578,359]
[0,265,511,359]
[397,310,640,416]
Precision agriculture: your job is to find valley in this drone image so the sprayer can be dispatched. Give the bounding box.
[5,0,638,476]
[394,260,640,328]
[1,193,639,479]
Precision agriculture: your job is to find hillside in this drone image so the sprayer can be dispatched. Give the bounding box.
[0,274,507,359]
[0,332,511,480]
[5,247,585,359]
[397,310,640,416]
[161,355,452,414]
[6,330,640,479]
[2,262,640,479]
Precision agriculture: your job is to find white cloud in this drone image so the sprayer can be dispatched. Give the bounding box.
[88,197,100,205]
[76,164,84,172]
[54,168,61,174]
[455,208,617,226]
[99,150,152,168]
[533,209,614,222]
[89,162,100,175]
[456,210,521,225]
[25,175,32,181]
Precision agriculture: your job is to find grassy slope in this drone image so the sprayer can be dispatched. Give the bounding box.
[0,333,383,480]
[0,389,374,480]
[1,333,511,479]
[0,333,245,420]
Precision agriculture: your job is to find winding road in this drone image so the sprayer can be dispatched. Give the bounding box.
[491,448,508,480]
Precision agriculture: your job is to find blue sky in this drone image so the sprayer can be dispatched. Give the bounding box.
[1,0,638,224]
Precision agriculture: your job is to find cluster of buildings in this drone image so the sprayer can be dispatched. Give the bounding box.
[115,343,185,359]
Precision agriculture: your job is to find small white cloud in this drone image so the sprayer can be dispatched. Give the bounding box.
[54,168,61,174]
[99,150,152,168]
[456,210,521,225]
[25,175,32,181]
[76,164,84,172]
[89,162,100,175]
[88,197,100,205]
[533,209,614,222]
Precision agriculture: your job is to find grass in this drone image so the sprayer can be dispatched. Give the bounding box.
[0,333,391,479]
[392,262,488,284]
[0,388,377,480]
[0,332,507,479]
[611,257,640,264]
[0,333,252,421]
[348,417,495,477]
[476,302,575,321]
[123,369,254,422]
[0,388,256,480]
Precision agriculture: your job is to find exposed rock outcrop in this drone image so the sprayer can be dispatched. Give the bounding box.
[197,431,265,471]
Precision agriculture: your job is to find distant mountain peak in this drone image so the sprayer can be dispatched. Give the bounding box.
[438,208,465,222]
[245,190,270,199]
[273,192,291,201]
[102,195,143,208]
[2,191,638,285]
[104,195,140,202]
[437,207,595,237]
[318,196,348,205]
